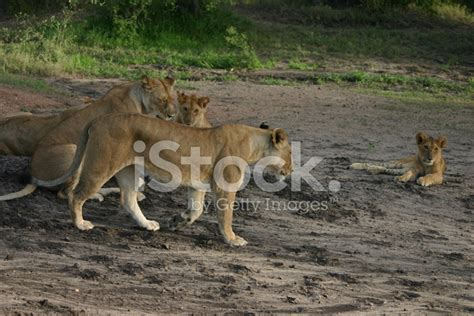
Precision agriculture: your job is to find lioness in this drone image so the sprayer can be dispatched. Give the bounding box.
[351,132,447,186]
[175,91,212,128]
[34,113,293,246]
[0,76,177,201]
[0,106,87,156]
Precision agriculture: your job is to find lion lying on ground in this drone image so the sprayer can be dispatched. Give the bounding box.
[351,132,447,186]
[34,113,293,246]
[0,76,177,201]
[0,106,87,156]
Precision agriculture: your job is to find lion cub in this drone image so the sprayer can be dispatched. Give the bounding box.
[175,91,211,128]
[351,132,447,187]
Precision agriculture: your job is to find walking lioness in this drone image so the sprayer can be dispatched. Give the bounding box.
[351,132,447,186]
[34,113,293,246]
[0,76,177,201]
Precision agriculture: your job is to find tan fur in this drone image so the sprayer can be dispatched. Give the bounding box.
[34,114,293,246]
[1,76,177,200]
[175,91,212,128]
[0,106,85,156]
[351,132,447,186]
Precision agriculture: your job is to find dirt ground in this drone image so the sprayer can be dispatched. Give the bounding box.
[0,79,473,314]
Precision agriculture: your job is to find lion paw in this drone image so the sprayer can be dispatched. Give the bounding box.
[76,220,94,231]
[90,193,104,202]
[417,177,433,187]
[226,235,248,247]
[143,220,160,231]
[395,175,409,183]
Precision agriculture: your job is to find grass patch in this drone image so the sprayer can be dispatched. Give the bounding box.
[0,3,472,78]
[175,81,198,91]
[0,2,472,101]
[0,71,56,93]
[313,71,470,92]
[288,58,319,71]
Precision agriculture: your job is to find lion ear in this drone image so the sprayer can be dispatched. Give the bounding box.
[272,128,288,148]
[164,76,176,88]
[198,97,210,109]
[142,75,151,89]
[142,76,158,90]
[416,132,429,145]
[177,91,187,103]
[436,136,447,148]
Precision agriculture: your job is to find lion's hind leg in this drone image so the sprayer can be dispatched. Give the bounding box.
[68,194,94,231]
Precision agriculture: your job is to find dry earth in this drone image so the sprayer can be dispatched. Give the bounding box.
[0,79,473,314]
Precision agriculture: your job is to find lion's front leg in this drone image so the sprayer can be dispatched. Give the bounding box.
[168,188,206,231]
[417,173,443,187]
[214,191,247,247]
[116,167,159,231]
[396,168,417,183]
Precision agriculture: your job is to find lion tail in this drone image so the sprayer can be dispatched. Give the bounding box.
[0,184,37,201]
[32,123,92,188]
[350,162,369,170]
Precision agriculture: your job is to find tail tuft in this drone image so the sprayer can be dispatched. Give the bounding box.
[350,163,367,170]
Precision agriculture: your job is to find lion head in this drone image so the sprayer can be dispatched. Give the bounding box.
[176,92,210,127]
[416,132,447,166]
[265,128,293,181]
[141,76,177,120]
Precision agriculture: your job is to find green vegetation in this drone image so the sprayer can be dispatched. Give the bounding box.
[0,0,472,101]
[260,77,296,86]
[0,72,55,93]
[256,71,473,101]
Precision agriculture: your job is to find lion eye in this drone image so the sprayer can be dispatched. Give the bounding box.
[193,110,199,114]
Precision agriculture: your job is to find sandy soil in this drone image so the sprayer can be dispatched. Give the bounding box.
[0,79,473,314]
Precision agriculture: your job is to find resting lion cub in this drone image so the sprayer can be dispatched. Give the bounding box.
[351,132,447,187]
[34,114,293,246]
